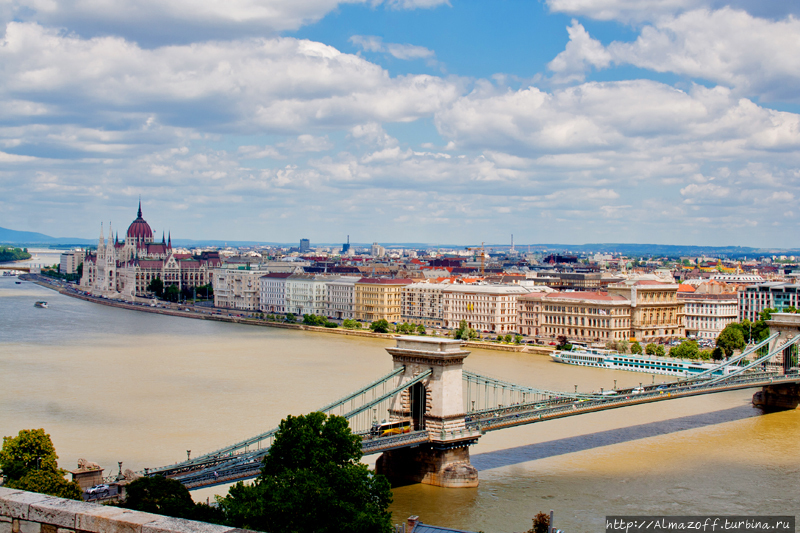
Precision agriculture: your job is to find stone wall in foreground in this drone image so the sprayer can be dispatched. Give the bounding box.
[0,487,253,533]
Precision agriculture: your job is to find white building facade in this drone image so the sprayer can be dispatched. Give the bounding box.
[325,276,360,320]
[285,274,328,316]
[442,285,531,334]
[259,272,292,313]
[681,294,739,340]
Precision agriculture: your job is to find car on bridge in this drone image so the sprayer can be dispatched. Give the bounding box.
[86,484,110,497]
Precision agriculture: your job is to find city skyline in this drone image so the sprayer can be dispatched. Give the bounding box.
[2,1,799,247]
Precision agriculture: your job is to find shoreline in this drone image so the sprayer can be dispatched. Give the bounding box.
[19,274,553,355]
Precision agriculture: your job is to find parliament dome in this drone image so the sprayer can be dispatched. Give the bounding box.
[127,201,153,242]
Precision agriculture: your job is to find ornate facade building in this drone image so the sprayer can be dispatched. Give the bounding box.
[81,202,221,300]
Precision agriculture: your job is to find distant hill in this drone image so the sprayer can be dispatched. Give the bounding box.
[0,226,93,245]
[1,226,797,257]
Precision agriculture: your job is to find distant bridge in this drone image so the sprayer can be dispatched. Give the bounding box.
[146,315,800,489]
[0,265,30,272]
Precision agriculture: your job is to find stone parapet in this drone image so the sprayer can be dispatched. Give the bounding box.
[0,488,253,533]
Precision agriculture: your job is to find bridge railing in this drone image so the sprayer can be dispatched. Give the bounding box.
[466,370,792,433]
[676,333,779,384]
[705,335,800,386]
[462,370,602,414]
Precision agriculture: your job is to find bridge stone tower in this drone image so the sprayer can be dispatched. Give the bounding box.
[753,313,800,410]
[375,337,480,488]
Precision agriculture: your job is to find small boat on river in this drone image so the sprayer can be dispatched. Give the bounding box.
[34,301,48,308]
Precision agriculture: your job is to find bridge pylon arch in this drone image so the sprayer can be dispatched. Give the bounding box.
[753,313,800,410]
[375,337,480,488]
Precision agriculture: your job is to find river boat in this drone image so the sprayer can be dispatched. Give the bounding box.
[551,344,733,377]
[34,301,48,308]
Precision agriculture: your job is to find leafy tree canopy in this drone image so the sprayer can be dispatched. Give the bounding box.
[1,429,81,500]
[527,512,550,533]
[342,319,362,330]
[670,340,700,359]
[1,428,59,480]
[121,476,224,524]
[218,412,392,533]
[370,319,390,333]
[716,325,745,357]
[0,246,32,262]
[147,277,164,297]
[7,469,82,500]
[164,284,181,302]
[454,320,478,340]
[630,341,642,354]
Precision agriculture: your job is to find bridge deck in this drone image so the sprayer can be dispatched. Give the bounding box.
[172,372,798,490]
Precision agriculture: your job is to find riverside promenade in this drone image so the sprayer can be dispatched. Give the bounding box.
[19,274,552,355]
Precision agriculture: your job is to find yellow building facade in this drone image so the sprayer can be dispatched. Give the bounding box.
[354,278,413,323]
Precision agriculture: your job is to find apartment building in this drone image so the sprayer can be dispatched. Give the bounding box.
[354,278,413,323]
[213,267,267,310]
[681,293,738,339]
[326,276,361,320]
[529,291,632,342]
[285,274,329,316]
[739,282,800,322]
[259,272,292,313]
[401,282,449,327]
[59,249,86,275]
[442,285,530,334]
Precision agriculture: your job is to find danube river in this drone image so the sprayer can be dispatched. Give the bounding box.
[1,277,798,532]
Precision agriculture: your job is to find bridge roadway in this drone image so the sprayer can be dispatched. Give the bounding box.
[170,370,798,490]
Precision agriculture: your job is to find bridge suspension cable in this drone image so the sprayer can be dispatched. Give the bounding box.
[147,365,426,482]
[677,332,779,383]
[463,370,601,413]
[705,334,800,386]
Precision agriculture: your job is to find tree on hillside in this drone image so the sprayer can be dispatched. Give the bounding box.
[121,476,224,524]
[631,341,642,355]
[0,429,81,500]
[218,412,393,533]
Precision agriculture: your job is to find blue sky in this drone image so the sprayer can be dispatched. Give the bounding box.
[1,0,800,247]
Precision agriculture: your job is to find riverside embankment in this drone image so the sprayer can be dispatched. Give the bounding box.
[19,274,552,354]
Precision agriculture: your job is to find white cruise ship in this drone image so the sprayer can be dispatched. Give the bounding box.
[551,345,733,377]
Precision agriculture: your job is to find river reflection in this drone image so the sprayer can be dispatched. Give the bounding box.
[1,277,797,533]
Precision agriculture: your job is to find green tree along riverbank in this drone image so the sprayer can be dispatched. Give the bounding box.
[0,246,31,262]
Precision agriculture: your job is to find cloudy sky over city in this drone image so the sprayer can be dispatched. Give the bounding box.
[1,0,799,247]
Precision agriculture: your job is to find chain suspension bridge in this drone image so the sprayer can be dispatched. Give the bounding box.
[145,314,800,489]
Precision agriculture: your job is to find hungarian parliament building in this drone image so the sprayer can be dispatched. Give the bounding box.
[80,202,221,300]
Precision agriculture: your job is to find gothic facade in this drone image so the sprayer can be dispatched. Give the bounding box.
[81,202,221,300]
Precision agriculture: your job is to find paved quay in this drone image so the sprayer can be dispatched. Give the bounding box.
[19,274,551,354]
